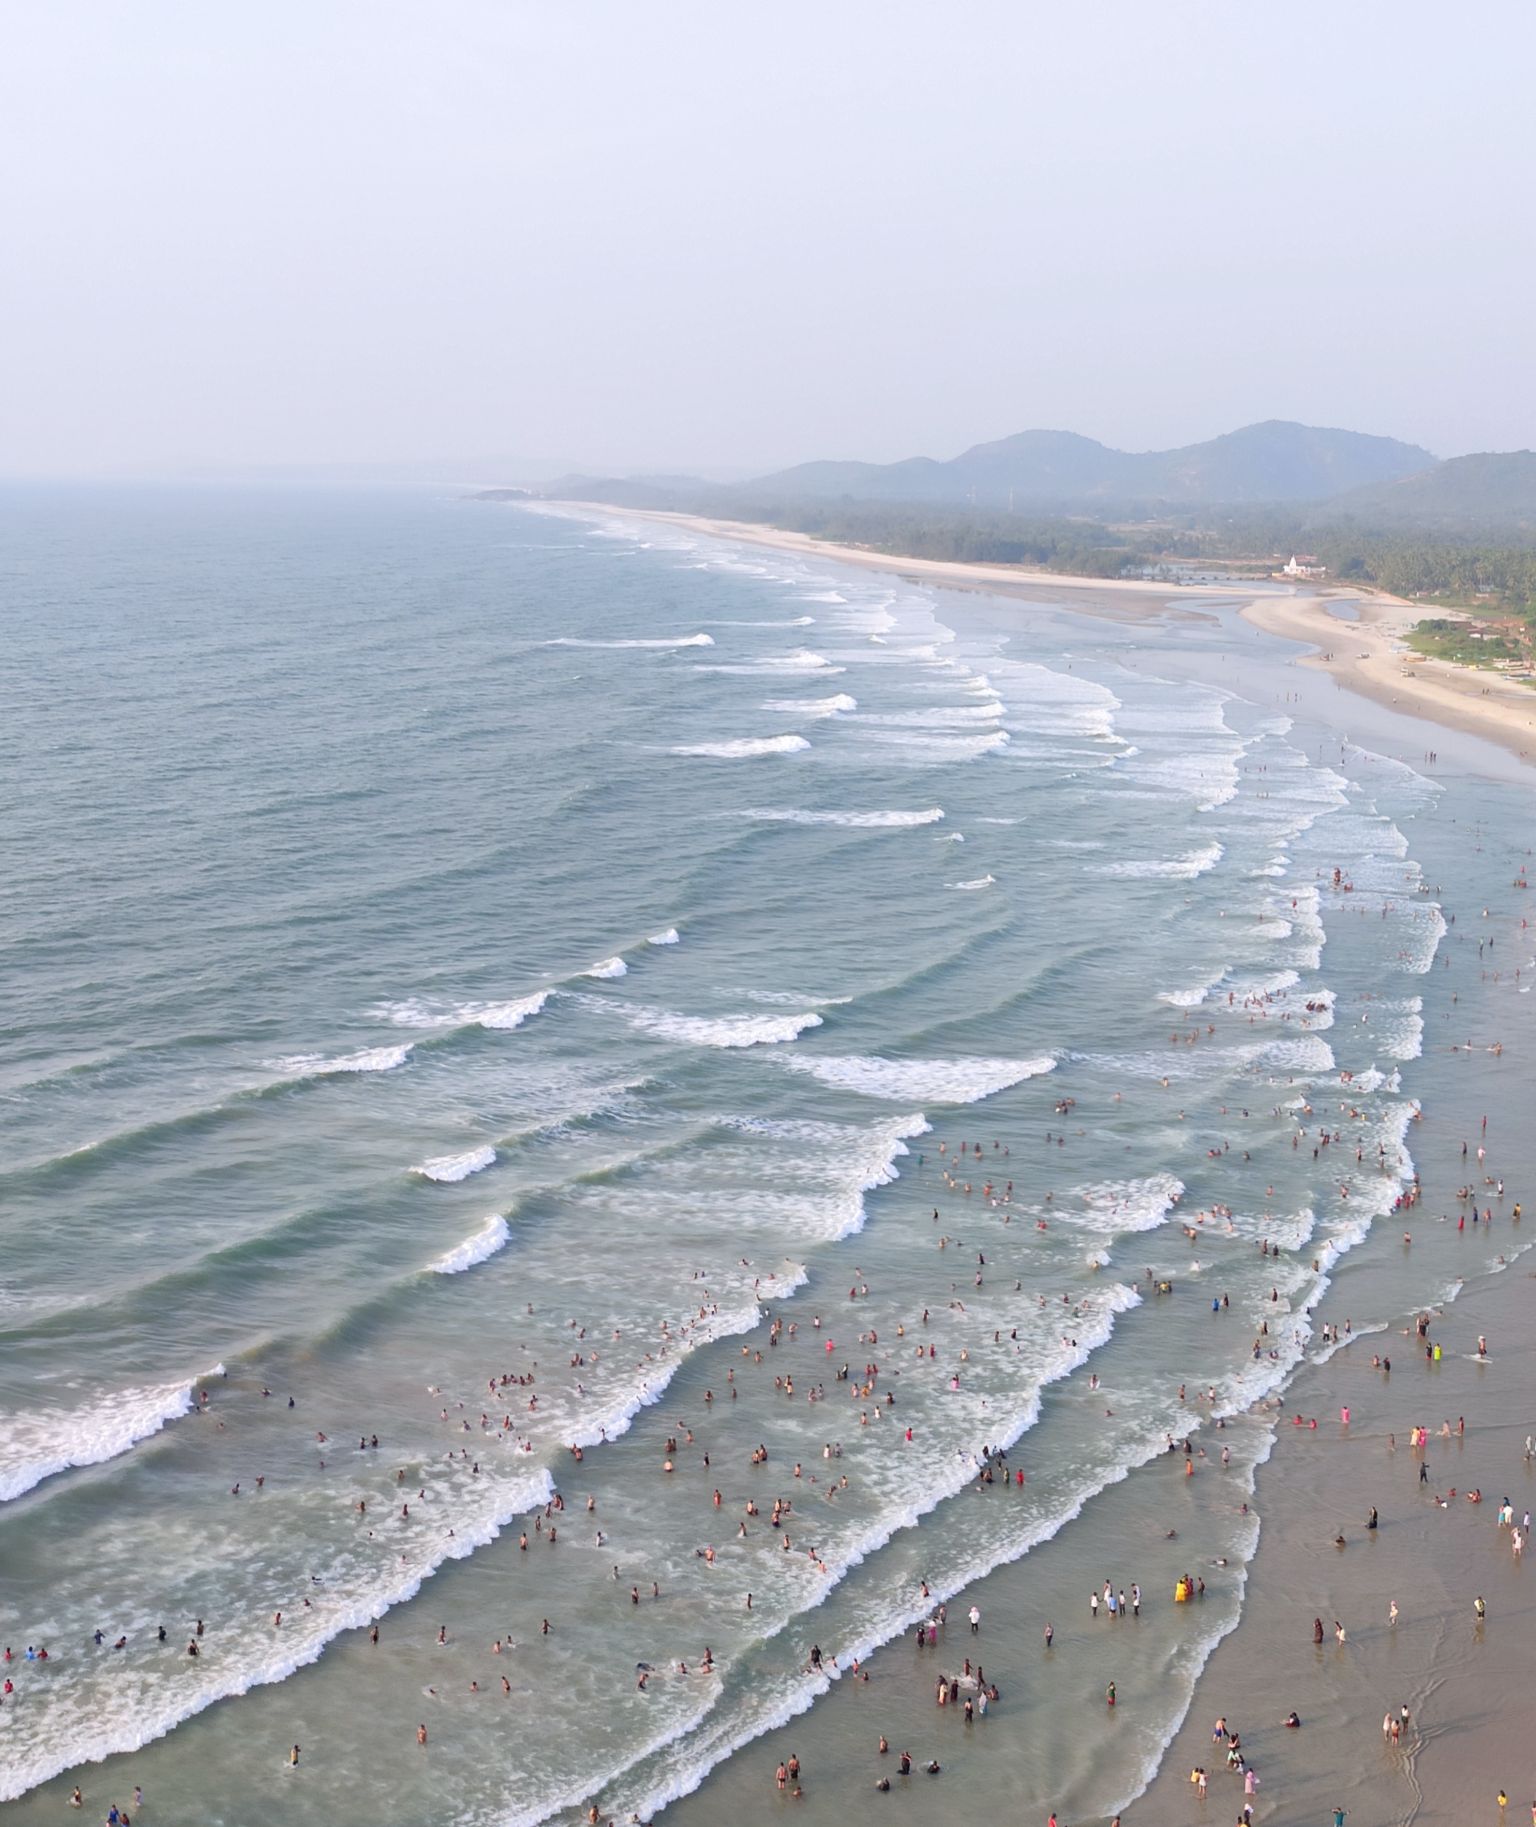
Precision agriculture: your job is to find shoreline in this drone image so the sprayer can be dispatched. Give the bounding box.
[554,501,1240,624]
[553,500,1536,768]
[1241,588,1536,769]
[658,749,1536,1827]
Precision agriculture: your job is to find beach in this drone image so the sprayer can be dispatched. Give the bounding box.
[1241,588,1536,768]
[564,504,1238,622]
[566,503,1536,771]
[2,487,1532,1827]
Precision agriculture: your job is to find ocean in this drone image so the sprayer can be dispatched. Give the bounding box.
[1,485,1529,1826]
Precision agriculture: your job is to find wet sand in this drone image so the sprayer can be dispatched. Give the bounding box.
[1241,590,1536,772]
[1136,1256,1536,1827]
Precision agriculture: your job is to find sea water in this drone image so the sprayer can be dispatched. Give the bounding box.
[0,486,1526,1825]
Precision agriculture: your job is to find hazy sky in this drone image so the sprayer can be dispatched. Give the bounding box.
[3,1,1532,478]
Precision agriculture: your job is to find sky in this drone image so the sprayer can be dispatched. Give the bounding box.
[2,1,1533,479]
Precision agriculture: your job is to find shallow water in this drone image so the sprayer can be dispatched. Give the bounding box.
[0,487,1525,1825]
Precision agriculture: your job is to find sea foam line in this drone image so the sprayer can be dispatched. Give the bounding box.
[546,633,714,648]
[761,693,857,717]
[374,992,550,1032]
[412,1145,497,1183]
[670,734,810,759]
[733,807,944,828]
[265,1044,413,1081]
[594,1285,1142,1827]
[0,1458,557,1804]
[776,1052,1054,1103]
[428,1213,511,1273]
[571,995,823,1049]
[0,1367,225,1505]
[1101,841,1224,880]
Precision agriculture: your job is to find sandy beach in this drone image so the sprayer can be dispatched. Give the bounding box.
[1242,589,1536,769]
[562,503,1536,769]
[559,503,1237,624]
[1131,897,1536,1827]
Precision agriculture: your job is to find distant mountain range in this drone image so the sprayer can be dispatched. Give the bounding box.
[520,421,1536,535]
[744,420,1437,508]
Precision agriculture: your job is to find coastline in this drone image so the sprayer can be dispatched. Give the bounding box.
[555,502,1239,623]
[627,503,1536,1827]
[554,501,1536,768]
[1241,588,1536,767]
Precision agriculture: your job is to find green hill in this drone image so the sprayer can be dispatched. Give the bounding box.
[1325,451,1536,534]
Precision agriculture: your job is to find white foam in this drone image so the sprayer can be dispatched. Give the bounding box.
[992,659,1122,744]
[764,648,833,668]
[777,1052,1054,1103]
[732,988,852,1007]
[797,590,848,603]
[1395,903,1447,975]
[0,1457,557,1805]
[374,992,549,1032]
[601,1282,1142,1827]
[734,806,944,828]
[761,693,857,717]
[0,1369,223,1504]
[1356,994,1424,1061]
[670,734,811,759]
[576,996,823,1048]
[413,1145,497,1183]
[865,727,1009,760]
[1102,841,1224,880]
[1157,969,1228,1009]
[701,616,815,627]
[646,928,680,946]
[428,1213,511,1273]
[698,646,838,675]
[584,956,628,979]
[1260,1034,1337,1075]
[718,1114,930,1242]
[546,633,714,648]
[866,701,1004,726]
[471,994,550,1031]
[1069,1173,1185,1234]
[946,875,997,890]
[267,1043,413,1080]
